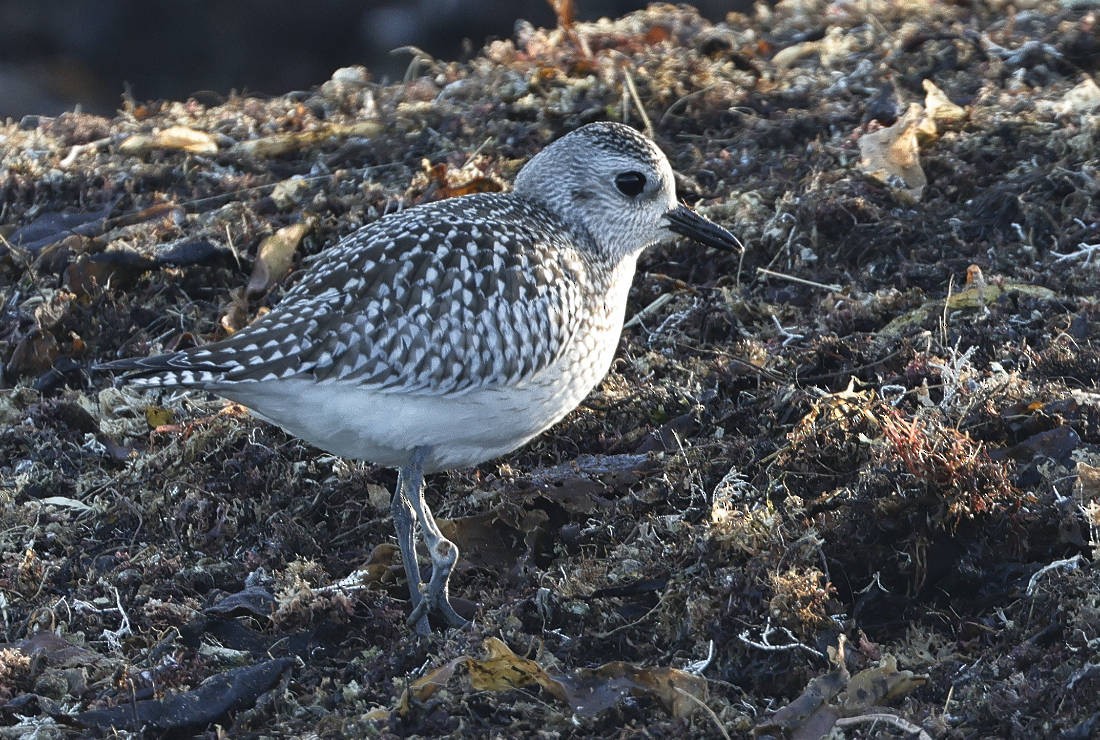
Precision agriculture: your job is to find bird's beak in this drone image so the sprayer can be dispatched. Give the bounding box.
[664,204,742,253]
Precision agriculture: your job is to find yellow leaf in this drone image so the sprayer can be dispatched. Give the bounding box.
[145,405,174,428]
[247,221,313,297]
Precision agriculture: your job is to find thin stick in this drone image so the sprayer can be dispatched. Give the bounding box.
[673,687,731,740]
[624,292,674,328]
[622,66,654,140]
[756,267,842,292]
[833,713,932,739]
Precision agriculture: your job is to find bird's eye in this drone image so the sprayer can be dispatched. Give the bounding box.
[614,171,647,197]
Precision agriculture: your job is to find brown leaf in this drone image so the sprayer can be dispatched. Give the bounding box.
[858,103,929,202]
[336,543,400,589]
[63,250,157,297]
[467,637,556,694]
[422,161,503,201]
[76,658,294,731]
[399,638,705,720]
[402,656,467,710]
[756,651,928,737]
[220,287,252,334]
[246,221,313,297]
[6,199,118,253]
[922,79,966,127]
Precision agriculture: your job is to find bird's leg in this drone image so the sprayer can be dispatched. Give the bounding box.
[404,447,470,629]
[392,465,430,636]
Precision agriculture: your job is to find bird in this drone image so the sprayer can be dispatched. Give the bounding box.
[99,121,741,635]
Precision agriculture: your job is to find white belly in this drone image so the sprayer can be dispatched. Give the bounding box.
[212,327,621,473]
[211,257,639,473]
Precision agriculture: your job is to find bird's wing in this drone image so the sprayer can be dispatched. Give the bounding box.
[102,195,593,396]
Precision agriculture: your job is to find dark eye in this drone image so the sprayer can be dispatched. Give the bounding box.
[614,171,647,197]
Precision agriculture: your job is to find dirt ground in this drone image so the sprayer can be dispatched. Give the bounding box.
[2,1,1100,737]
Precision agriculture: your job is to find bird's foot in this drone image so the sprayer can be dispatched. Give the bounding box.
[406,588,470,631]
[406,539,470,631]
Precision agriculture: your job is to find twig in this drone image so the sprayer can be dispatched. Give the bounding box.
[739,617,826,658]
[833,713,932,739]
[660,84,724,127]
[771,315,804,346]
[101,587,132,652]
[1051,242,1100,266]
[391,46,437,82]
[621,65,654,140]
[60,137,111,168]
[624,292,674,328]
[685,639,716,674]
[593,589,668,638]
[673,687,731,740]
[1067,662,1100,691]
[756,267,842,292]
[460,137,495,169]
[1026,553,1085,596]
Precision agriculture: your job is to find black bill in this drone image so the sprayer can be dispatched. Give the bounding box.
[664,204,742,253]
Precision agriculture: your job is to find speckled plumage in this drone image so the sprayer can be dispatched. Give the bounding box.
[127,197,591,396]
[101,122,740,633]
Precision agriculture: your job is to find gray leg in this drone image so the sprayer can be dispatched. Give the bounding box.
[391,466,429,636]
[403,447,470,629]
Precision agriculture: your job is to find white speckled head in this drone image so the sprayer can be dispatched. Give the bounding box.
[513,122,679,261]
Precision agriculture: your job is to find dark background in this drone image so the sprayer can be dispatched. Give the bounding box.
[0,0,738,118]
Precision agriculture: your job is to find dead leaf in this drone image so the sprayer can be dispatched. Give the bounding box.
[755,668,849,736]
[422,161,502,201]
[270,176,310,209]
[220,287,252,334]
[4,198,119,254]
[922,79,966,127]
[204,585,276,620]
[467,637,556,694]
[229,121,383,159]
[401,656,466,711]
[858,103,929,201]
[8,331,60,376]
[875,277,1057,344]
[399,637,705,720]
[1077,461,1100,510]
[757,649,928,737]
[145,405,175,428]
[63,250,158,297]
[570,662,708,718]
[839,655,928,712]
[154,238,236,268]
[119,125,218,155]
[1043,77,1100,117]
[333,543,400,589]
[35,496,94,513]
[3,632,116,701]
[247,221,313,297]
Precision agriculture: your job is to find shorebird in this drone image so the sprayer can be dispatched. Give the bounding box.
[100,122,740,634]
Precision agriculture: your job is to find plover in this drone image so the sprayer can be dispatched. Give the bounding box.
[100,122,740,634]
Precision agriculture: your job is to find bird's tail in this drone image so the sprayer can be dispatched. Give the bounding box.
[94,351,233,388]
